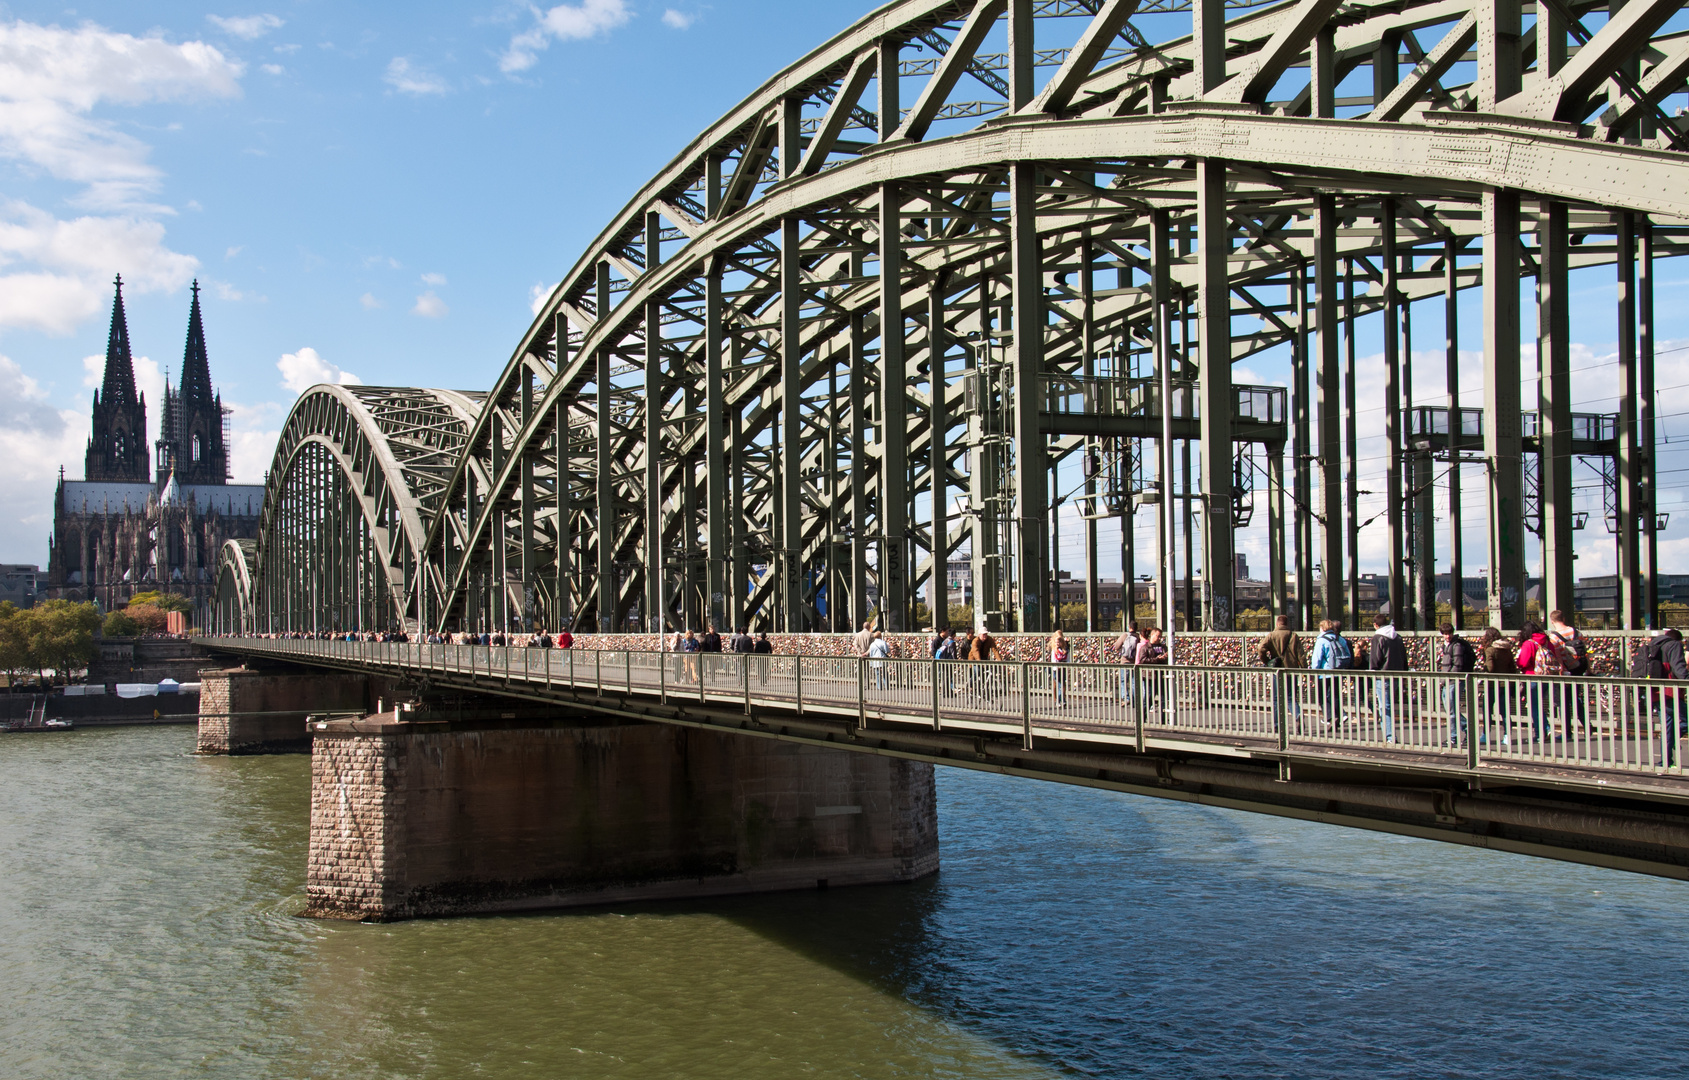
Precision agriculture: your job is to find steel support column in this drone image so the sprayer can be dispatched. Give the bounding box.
[850,299,869,631]
[929,272,950,630]
[1197,159,1234,630]
[1641,218,1658,629]
[1152,208,1177,644]
[594,341,615,633]
[1383,201,1405,625]
[1446,237,1465,630]
[1315,196,1343,625]
[705,256,728,634]
[780,215,805,632]
[880,182,909,632]
[1293,260,1314,629]
[1483,189,1525,630]
[1010,161,1047,633]
[1344,259,1360,629]
[1081,234,1099,632]
[1539,202,1575,619]
[1617,213,1642,629]
[644,213,664,633]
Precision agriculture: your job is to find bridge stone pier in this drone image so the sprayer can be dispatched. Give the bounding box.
[304,706,939,921]
[197,665,381,754]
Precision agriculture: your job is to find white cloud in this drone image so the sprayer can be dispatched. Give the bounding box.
[529,281,559,316]
[359,292,381,310]
[661,9,694,29]
[0,21,228,339]
[384,57,448,96]
[273,42,299,55]
[412,291,447,318]
[501,0,630,73]
[277,347,360,395]
[222,398,283,483]
[420,271,446,286]
[0,200,198,333]
[0,20,243,210]
[224,244,242,258]
[209,279,259,302]
[0,353,87,559]
[207,14,284,41]
[260,63,284,75]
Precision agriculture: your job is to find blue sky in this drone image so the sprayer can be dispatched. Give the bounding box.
[0,0,866,563]
[0,0,1683,589]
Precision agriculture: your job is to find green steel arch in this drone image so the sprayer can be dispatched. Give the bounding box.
[212,538,256,635]
[253,0,1689,635]
[242,385,483,633]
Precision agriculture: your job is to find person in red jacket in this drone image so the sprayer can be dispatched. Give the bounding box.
[1515,621,1552,744]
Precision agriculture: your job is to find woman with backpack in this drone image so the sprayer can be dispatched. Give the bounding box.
[1516,621,1553,744]
[1047,629,1070,707]
[1134,626,1168,711]
[1309,619,1352,729]
[1479,626,1516,746]
[1546,609,1589,738]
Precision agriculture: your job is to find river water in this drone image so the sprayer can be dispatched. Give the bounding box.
[3,725,1685,1078]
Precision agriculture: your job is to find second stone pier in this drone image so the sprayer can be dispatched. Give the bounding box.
[305,709,939,920]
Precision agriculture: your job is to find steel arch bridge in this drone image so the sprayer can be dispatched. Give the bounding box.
[220,0,1689,637]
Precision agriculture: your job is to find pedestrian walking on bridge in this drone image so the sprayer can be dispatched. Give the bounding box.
[1257,616,1305,731]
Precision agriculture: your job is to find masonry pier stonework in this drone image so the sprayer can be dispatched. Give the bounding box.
[303,709,939,921]
[197,665,377,754]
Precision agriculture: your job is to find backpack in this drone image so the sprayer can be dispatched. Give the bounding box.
[1633,638,1670,680]
[1536,634,1567,676]
[1119,634,1140,664]
[1487,644,1518,675]
[1322,632,1354,670]
[1564,630,1590,676]
[1442,637,1476,673]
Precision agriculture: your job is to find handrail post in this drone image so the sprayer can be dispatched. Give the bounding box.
[1276,669,1290,752]
[1021,662,1033,750]
[795,655,804,716]
[1133,666,1145,753]
[932,658,941,731]
[743,649,751,715]
[659,646,667,704]
[857,657,866,733]
[1467,673,1480,770]
[595,649,602,697]
[626,649,631,694]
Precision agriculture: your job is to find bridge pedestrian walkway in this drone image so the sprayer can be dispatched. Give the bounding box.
[206,638,1689,802]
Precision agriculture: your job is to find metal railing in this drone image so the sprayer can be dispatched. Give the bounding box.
[206,638,1689,782]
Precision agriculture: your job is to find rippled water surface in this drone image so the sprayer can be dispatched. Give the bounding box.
[4,725,1688,1078]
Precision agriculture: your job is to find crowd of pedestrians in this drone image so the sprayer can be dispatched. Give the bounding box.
[220,615,1686,753]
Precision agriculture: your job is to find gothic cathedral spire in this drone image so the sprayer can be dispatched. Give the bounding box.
[85,275,149,483]
[159,279,229,486]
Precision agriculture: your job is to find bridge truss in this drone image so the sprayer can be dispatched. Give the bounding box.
[220,0,1689,636]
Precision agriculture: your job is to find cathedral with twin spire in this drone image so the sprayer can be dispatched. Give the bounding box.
[48,277,265,612]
